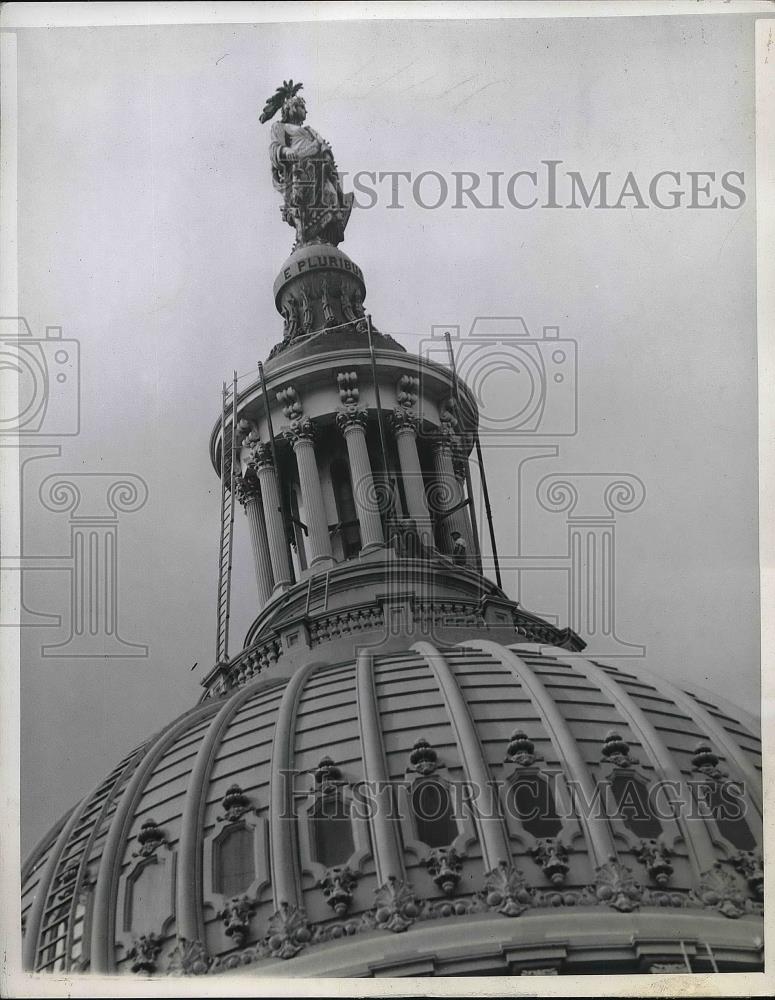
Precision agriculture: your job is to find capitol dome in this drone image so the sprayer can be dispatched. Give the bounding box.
[21,81,764,980]
[22,632,763,977]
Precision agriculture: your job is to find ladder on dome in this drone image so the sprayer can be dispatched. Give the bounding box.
[215,373,238,665]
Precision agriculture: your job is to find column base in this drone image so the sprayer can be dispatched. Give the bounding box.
[309,554,336,569]
[359,541,386,557]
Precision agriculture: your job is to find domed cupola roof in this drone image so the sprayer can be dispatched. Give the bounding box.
[23,641,763,976]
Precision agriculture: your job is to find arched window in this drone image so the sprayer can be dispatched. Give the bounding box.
[310,790,355,868]
[609,773,663,840]
[706,783,756,851]
[411,779,458,848]
[214,825,255,897]
[505,774,563,839]
[330,458,361,559]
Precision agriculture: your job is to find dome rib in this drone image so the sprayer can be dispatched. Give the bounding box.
[412,642,510,870]
[355,650,405,885]
[569,655,717,876]
[24,743,146,972]
[638,669,763,820]
[269,660,325,910]
[177,676,287,945]
[23,798,87,971]
[462,639,617,867]
[90,704,217,973]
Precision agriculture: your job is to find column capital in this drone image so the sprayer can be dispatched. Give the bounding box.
[251,442,275,470]
[234,473,261,507]
[283,416,316,447]
[390,406,418,436]
[336,406,368,434]
[432,425,457,454]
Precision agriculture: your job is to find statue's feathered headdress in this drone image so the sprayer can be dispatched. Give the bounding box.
[259,79,304,124]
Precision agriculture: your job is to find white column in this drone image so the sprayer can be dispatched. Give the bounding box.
[236,474,274,606]
[391,408,433,548]
[337,409,384,553]
[288,419,335,568]
[253,445,292,591]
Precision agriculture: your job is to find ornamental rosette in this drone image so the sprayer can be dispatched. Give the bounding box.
[371,876,421,932]
[591,859,643,912]
[264,902,312,959]
[694,864,750,919]
[128,932,163,974]
[730,849,764,901]
[166,937,212,975]
[483,862,534,917]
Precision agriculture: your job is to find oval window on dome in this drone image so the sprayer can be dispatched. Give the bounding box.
[505,774,563,839]
[706,782,756,852]
[214,825,255,897]
[411,779,458,848]
[310,791,355,868]
[609,774,663,840]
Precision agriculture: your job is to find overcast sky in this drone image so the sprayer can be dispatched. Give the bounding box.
[12,10,764,854]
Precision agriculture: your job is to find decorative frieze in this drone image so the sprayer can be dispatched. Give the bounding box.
[188,855,764,974]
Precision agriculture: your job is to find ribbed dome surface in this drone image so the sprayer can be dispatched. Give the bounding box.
[22,641,763,977]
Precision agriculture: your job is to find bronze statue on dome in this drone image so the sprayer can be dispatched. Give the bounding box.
[259,80,353,249]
